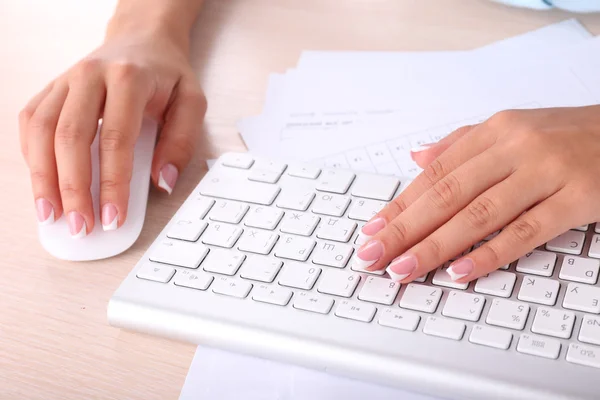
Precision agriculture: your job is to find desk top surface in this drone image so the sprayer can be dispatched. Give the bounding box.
[1,1,598,398]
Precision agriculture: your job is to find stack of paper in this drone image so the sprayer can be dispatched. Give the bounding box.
[182,19,600,400]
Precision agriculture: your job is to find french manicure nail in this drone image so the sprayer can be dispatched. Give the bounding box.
[68,211,86,239]
[102,203,118,231]
[158,163,179,195]
[36,198,54,225]
[353,240,384,269]
[410,143,434,153]
[356,217,386,245]
[447,258,474,281]
[386,254,417,281]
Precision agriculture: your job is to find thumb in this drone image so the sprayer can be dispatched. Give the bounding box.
[151,79,207,194]
[410,124,478,169]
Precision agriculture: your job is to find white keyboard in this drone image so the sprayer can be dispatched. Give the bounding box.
[108,152,600,400]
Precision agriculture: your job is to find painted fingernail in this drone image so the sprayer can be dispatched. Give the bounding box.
[410,143,434,153]
[102,203,118,231]
[68,211,86,239]
[447,258,474,281]
[158,163,179,195]
[353,240,384,269]
[386,254,417,281]
[356,217,386,245]
[36,198,54,225]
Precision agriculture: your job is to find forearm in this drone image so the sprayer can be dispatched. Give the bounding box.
[106,0,205,51]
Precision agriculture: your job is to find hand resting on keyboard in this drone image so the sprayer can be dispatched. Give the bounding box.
[353,106,600,284]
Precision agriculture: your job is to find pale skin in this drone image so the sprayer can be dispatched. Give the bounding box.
[19,1,600,283]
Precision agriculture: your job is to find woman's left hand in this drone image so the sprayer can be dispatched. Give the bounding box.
[352,105,600,283]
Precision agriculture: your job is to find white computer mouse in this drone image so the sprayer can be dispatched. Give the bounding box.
[38,118,158,261]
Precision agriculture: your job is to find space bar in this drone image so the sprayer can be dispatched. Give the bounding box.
[199,178,280,205]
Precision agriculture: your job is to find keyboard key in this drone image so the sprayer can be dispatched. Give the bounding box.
[167,219,207,242]
[202,249,245,276]
[432,266,468,290]
[237,229,279,255]
[316,169,355,194]
[378,308,420,331]
[239,255,282,283]
[287,164,321,180]
[212,276,252,298]
[400,284,442,313]
[278,262,321,290]
[442,291,485,322]
[335,300,376,322]
[517,334,561,360]
[311,241,353,268]
[201,223,243,248]
[252,284,292,306]
[199,175,280,205]
[248,161,286,184]
[486,299,529,330]
[531,306,575,339]
[311,193,351,217]
[350,259,385,275]
[575,224,589,232]
[358,277,401,305]
[280,212,320,236]
[274,235,316,261]
[276,189,315,211]
[209,200,249,224]
[588,234,600,259]
[173,269,213,290]
[469,325,512,350]
[517,275,559,306]
[293,291,334,314]
[545,230,585,255]
[316,217,357,242]
[244,206,284,230]
[136,263,175,283]
[149,240,209,269]
[350,174,400,201]
[474,271,516,298]
[347,198,387,221]
[559,255,599,284]
[423,316,465,340]
[515,250,556,277]
[566,343,600,369]
[596,223,600,234]
[183,195,215,220]
[563,282,600,313]
[221,153,254,169]
[318,269,360,297]
[579,314,600,345]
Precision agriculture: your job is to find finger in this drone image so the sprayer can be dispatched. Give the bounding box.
[395,168,556,282]
[19,83,55,163]
[446,190,577,282]
[99,68,152,231]
[24,84,69,224]
[55,75,106,238]
[357,123,496,243]
[151,80,206,194]
[410,124,478,169]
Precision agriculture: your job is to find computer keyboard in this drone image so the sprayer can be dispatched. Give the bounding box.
[108,152,600,400]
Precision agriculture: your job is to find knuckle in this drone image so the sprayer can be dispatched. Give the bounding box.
[428,174,461,210]
[27,113,55,136]
[59,179,84,199]
[387,221,409,244]
[55,122,85,149]
[72,58,102,78]
[487,109,521,129]
[388,196,408,216]
[423,158,448,185]
[509,217,542,244]
[30,169,52,187]
[465,196,498,229]
[478,242,501,266]
[110,62,146,83]
[168,134,195,162]
[100,174,129,193]
[100,128,131,152]
[19,107,34,124]
[423,237,444,260]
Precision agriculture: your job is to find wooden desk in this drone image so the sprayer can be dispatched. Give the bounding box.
[1,1,598,398]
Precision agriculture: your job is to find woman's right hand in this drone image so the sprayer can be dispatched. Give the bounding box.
[19,19,206,238]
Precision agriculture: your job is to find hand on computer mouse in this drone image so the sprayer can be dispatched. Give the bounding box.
[19,10,206,237]
[352,105,600,283]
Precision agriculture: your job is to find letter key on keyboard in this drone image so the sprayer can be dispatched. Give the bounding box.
[517,276,559,305]
[515,250,556,277]
[531,306,575,339]
[274,235,316,261]
[311,241,353,268]
[588,234,600,258]
[318,269,361,297]
[237,229,279,255]
[244,206,283,230]
[209,200,249,224]
[312,193,351,217]
[278,262,321,290]
[201,223,244,248]
[546,230,585,255]
[280,212,320,236]
[563,282,600,313]
[316,217,357,242]
[358,276,400,305]
[474,271,516,298]
[559,255,599,284]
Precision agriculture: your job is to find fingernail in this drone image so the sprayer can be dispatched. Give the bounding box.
[68,211,87,239]
[386,254,417,281]
[102,203,118,231]
[356,217,386,245]
[353,240,384,269]
[410,143,434,153]
[447,258,474,281]
[36,198,54,225]
[158,163,178,195]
